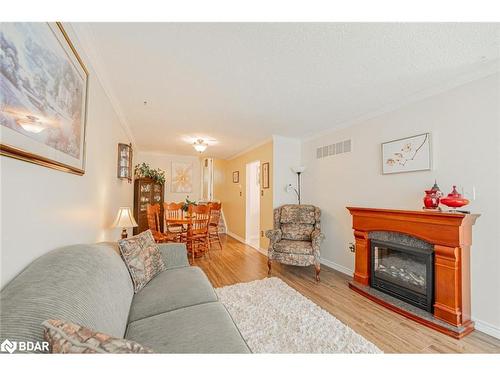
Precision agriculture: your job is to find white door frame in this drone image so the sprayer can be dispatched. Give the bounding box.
[245,160,261,250]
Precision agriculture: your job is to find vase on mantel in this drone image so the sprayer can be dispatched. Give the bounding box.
[440,185,470,210]
[423,180,442,210]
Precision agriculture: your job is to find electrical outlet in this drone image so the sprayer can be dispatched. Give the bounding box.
[261,230,264,237]
[349,243,355,253]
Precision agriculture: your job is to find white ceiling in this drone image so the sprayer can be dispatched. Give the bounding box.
[74,23,500,159]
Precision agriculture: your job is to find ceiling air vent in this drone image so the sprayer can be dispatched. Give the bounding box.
[316,139,352,159]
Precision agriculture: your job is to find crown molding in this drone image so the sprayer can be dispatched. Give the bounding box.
[66,23,136,146]
[302,60,500,142]
[225,136,273,161]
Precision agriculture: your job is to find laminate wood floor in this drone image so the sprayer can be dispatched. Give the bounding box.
[193,234,500,353]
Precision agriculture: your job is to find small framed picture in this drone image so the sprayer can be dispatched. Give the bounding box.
[382,133,431,174]
[262,162,270,189]
[232,171,239,183]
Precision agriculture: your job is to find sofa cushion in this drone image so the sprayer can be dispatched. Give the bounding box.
[274,239,313,255]
[279,205,317,224]
[125,302,250,353]
[128,266,217,323]
[118,230,166,293]
[158,243,190,269]
[43,319,153,354]
[281,223,314,241]
[0,244,133,351]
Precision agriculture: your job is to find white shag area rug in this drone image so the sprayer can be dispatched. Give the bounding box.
[216,277,382,353]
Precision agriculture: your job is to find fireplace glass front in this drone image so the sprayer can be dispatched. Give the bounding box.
[370,239,434,312]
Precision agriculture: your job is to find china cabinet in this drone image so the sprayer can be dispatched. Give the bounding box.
[133,178,164,235]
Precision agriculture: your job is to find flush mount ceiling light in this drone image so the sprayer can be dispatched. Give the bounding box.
[193,139,208,153]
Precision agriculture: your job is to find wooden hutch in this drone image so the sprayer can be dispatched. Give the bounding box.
[133,178,164,235]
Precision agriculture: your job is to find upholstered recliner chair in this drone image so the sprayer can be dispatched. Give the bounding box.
[266,204,325,281]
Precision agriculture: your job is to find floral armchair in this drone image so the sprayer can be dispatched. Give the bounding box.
[265,205,325,281]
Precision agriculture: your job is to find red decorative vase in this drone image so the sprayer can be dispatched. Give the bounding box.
[440,185,470,209]
[423,189,440,209]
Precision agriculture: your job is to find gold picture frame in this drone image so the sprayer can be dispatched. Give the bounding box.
[0,22,89,175]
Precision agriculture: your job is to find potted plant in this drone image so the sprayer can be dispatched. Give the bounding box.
[181,197,197,214]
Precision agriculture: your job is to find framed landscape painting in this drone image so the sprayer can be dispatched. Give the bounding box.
[0,22,89,175]
[381,133,431,174]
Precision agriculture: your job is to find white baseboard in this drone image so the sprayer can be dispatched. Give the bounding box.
[320,257,353,277]
[473,318,500,339]
[318,260,500,339]
[226,231,267,256]
[224,234,500,339]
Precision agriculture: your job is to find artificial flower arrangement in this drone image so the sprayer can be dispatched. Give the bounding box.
[134,162,166,185]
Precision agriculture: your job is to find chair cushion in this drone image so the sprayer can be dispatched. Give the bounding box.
[279,205,317,224]
[281,223,314,241]
[125,302,250,353]
[274,239,313,255]
[43,319,153,353]
[118,230,166,293]
[128,266,217,323]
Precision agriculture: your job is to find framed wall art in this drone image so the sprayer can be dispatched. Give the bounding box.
[381,133,431,174]
[262,162,270,189]
[232,171,239,183]
[171,161,193,193]
[0,22,89,175]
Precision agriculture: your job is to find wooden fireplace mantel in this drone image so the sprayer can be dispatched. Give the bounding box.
[346,207,480,339]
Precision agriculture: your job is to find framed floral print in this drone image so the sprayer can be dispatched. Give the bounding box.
[171,161,193,193]
[0,22,89,175]
[382,133,431,174]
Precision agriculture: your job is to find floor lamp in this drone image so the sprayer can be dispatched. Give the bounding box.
[292,166,306,204]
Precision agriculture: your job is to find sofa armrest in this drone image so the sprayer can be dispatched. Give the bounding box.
[158,243,189,269]
[265,229,282,245]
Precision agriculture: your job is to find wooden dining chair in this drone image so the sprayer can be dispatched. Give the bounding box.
[146,204,170,243]
[208,202,223,250]
[185,204,210,263]
[164,202,185,242]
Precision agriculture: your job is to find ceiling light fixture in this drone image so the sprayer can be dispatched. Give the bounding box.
[193,139,208,153]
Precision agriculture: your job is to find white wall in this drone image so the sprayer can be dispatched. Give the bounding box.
[272,135,302,207]
[135,151,201,203]
[301,73,500,337]
[0,26,134,288]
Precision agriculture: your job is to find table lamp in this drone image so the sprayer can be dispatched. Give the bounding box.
[112,207,138,239]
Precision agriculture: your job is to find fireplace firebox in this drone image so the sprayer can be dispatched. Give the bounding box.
[370,239,434,312]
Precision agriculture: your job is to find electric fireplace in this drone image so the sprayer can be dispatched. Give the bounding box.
[370,239,434,312]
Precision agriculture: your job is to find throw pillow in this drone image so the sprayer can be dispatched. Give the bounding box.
[118,229,166,293]
[43,319,153,353]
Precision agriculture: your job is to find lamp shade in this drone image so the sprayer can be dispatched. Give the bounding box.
[112,207,138,228]
[292,166,306,174]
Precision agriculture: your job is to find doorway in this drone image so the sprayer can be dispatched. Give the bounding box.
[245,160,261,250]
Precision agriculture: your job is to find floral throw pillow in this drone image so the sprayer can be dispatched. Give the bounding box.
[43,319,153,353]
[118,229,166,293]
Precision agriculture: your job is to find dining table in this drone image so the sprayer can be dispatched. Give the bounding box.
[165,216,207,258]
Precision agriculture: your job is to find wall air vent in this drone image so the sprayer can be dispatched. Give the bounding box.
[316,139,352,159]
